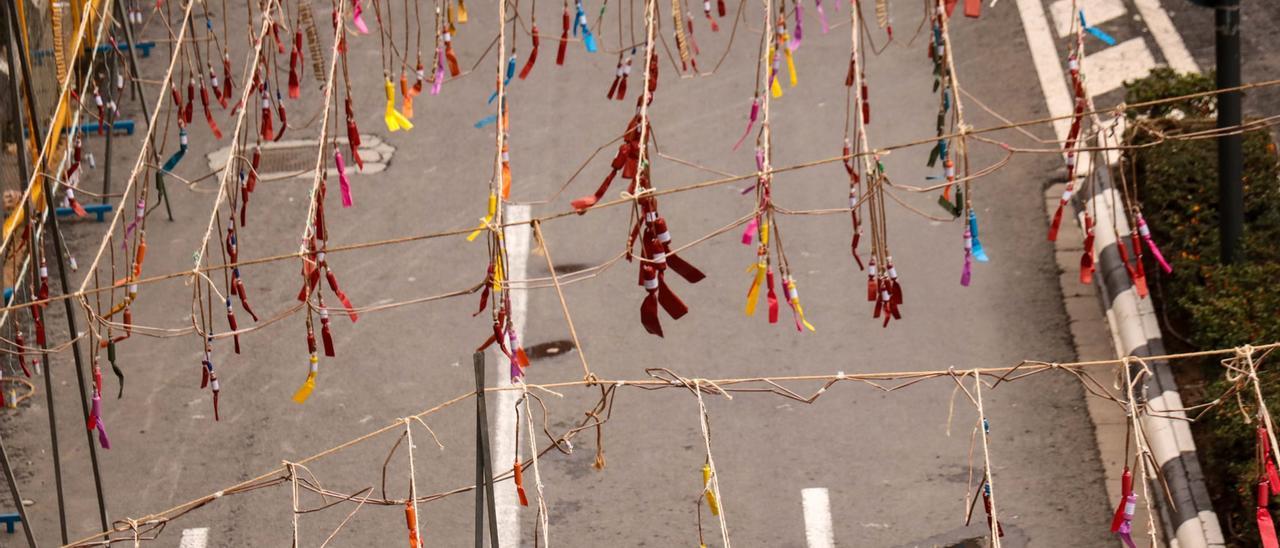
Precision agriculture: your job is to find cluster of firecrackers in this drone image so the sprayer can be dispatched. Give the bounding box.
[1257,426,1280,547]
[1056,11,1171,297]
[927,0,988,289]
[292,0,363,404]
[766,0,799,98]
[291,157,361,404]
[741,0,811,333]
[844,0,901,326]
[571,0,704,337]
[471,0,534,382]
[180,2,287,420]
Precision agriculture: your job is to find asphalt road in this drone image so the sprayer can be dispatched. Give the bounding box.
[2,0,1124,546]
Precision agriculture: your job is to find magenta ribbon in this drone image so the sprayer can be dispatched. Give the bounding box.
[815,0,829,33]
[121,198,145,249]
[1117,523,1135,548]
[336,150,353,208]
[732,97,761,150]
[507,328,523,381]
[90,393,111,449]
[960,226,973,287]
[742,218,758,245]
[1136,215,1172,274]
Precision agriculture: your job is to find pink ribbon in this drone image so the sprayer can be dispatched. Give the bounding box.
[815,0,829,33]
[1136,215,1172,274]
[431,47,446,95]
[790,3,804,50]
[352,0,369,34]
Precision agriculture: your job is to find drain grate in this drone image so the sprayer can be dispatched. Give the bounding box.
[257,144,321,175]
[206,134,395,180]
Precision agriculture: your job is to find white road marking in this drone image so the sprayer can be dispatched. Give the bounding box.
[1131,0,1200,74]
[492,204,531,547]
[1083,37,1158,96]
[1049,0,1126,37]
[179,527,209,548]
[802,488,835,548]
[1014,0,1073,141]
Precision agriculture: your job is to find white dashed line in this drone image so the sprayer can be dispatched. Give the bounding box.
[1049,0,1126,37]
[802,488,835,548]
[1083,37,1158,95]
[179,527,209,548]
[1015,0,1073,141]
[1131,0,1200,73]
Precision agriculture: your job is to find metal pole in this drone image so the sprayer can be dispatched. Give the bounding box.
[99,51,116,204]
[110,0,172,220]
[1216,0,1242,263]
[473,352,499,548]
[0,430,38,548]
[4,2,67,542]
[5,0,111,533]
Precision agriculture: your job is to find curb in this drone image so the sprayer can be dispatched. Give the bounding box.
[1072,162,1225,548]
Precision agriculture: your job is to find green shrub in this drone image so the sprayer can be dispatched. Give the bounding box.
[1122,68,1280,545]
[1125,68,1217,119]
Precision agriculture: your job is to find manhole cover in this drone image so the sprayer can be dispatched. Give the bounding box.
[206,134,394,181]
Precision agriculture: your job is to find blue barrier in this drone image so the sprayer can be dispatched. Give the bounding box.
[56,203,113,222]
[78,120,135,136]
[0,512,21,533]
[23,119,135,137]
[32,41,156,64]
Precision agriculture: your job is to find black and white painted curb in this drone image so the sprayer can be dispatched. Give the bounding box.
[1074,164,1224,548]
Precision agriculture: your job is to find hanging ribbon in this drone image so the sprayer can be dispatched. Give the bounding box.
[352,0,370,33]
[557,7,570,65]
[519,25,540,79]
[289,31,304,98]
[574,0,598,52]
[337,149,353,207]
[968,209,988,262]
[1261,480,1280,548]
[1078,10,1116,46]
[384,77,414,131]
[292,354,319,403]
[1080,213,1095,284]
[161,128,189,173]
[1110,466,1136,547]
[731,97,760,150]
[1135,213,1172,274]
[702,464,720,515]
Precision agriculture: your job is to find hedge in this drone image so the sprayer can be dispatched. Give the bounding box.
[1123,69,1280,545]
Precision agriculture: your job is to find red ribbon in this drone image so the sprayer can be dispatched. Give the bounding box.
[519,25,539,79]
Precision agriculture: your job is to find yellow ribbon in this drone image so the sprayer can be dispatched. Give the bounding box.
[457,0,469,22]
[744,261,765,316]
[467,192,498,241]
[702,464,720,516]
[291,356,319,404]
[782,34,797,87]
[787,280,816,331]
[383,79,414,132]
[767,48,783,98]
